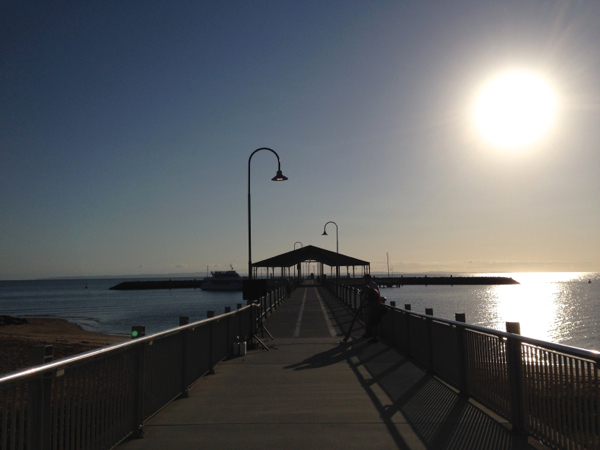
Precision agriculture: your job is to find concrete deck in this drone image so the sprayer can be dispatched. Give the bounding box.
[118,281,540,450]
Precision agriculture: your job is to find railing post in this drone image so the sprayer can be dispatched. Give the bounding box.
[506,322,526,434]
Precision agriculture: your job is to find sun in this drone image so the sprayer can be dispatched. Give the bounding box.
[473,70,557,149]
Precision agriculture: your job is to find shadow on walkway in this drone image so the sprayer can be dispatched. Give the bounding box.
[286,286,537,450]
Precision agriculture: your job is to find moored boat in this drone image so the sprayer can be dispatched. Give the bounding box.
[201,270,243,291]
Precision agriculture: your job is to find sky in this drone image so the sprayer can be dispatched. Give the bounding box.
[1,1,600,280]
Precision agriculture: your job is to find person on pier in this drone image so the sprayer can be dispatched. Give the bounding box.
[361,274,383,343]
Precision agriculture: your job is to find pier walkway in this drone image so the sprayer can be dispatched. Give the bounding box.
[118,281,538,450]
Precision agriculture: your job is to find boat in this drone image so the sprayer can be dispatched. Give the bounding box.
[201,269,243,291]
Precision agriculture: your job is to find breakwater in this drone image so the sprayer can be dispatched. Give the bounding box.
[109,276,519,290]
[366,276,519,287]
[109,279,203,290]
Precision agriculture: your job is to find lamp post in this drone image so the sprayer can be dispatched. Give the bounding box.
[248,148,288,280]
[322,221,339,284]
[322,221,338,253]
[294,242,302,281]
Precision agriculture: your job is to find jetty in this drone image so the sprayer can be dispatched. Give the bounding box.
[1,245,596,449]
[116,280,535,450]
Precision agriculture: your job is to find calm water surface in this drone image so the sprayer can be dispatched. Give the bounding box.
[381,272,600,351]
[0,278,246,336]
[1,272,599,351]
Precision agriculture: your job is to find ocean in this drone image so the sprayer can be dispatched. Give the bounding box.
[1,272,599,351]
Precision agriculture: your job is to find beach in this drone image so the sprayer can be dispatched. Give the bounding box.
[0,317,126,376]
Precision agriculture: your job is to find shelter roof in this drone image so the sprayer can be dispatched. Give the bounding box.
[252,245,369,268]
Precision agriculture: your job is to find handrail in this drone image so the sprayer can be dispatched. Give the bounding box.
[397,308,600,361]
[0,304,255,385]
[326,279,600,450]
[0,286,288,449]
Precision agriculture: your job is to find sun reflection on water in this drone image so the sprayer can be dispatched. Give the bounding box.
[480,272,589,343]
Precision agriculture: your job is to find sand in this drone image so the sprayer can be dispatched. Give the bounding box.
[0,318,127,376]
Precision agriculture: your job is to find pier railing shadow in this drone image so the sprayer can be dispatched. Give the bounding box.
[324,280,600,450]
[286,287,533,449]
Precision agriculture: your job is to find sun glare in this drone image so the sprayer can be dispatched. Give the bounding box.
[473,70,557,149]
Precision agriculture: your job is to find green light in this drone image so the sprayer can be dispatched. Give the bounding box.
[132,330,138,337]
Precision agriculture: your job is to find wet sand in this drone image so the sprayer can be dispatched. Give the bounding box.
[0,318,127,376]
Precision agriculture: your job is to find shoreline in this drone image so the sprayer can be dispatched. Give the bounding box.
[0,317,127,376]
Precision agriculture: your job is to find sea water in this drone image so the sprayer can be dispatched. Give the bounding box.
[0,278,245,337]
[1,273,599,351]
[380,272,600,351]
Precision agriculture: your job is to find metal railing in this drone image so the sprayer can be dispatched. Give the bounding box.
[327,280,600,450]
[0,286,286,450]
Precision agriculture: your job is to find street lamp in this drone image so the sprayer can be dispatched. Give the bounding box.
[248,148,288,279]
[294,242,302,281]
[322,221,339,283]
[322,221,338,253]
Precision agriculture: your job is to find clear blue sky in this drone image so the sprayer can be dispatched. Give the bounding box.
[2,1,599,279]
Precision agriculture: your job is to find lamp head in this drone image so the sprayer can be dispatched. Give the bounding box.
[322,230,328,236]
[272,170,288,181]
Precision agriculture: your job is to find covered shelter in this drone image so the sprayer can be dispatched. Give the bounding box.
[251,245,370,282]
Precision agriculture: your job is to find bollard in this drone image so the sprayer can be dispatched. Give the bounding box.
[455,313,466,323]
[207,311,214,318]
[225,306,231,313]
[179,316,189,326]
[506,322,521,334]
[405,304,411,311]
[29,344,53,366]
[425,308,433,316]
[131,325,145,339]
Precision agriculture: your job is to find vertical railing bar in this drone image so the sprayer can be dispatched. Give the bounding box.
[102,359,110,449]
[84,367,92,449]
[58,374,66,450]
[565,355,572,450]
[464,331,472,395]
[66,371,74,450]
[584,360,592,450]
[575,357,583,449]
[109,358,118,448]
[551,351,558,446]
[488,336,495,405]
[573,356,581,450]
[97,362,105,450]
[535,347,548,436]
[92,365,99,450]
[570,356,579,449]
[51,377,59,450]
[565,355,573,449]
[585,361,595,449]
[537,347,547,441]
[531,347,539,438]
[592,359,600,448]
[17,385,25,450]
[550,351,558,446]
[551,352,560,448]
[11,385,17,450]
[522,346,530,431]
[1,387,8,450]
[477,334,485,400]
[75,368,84,450]
[491,336,499,407]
